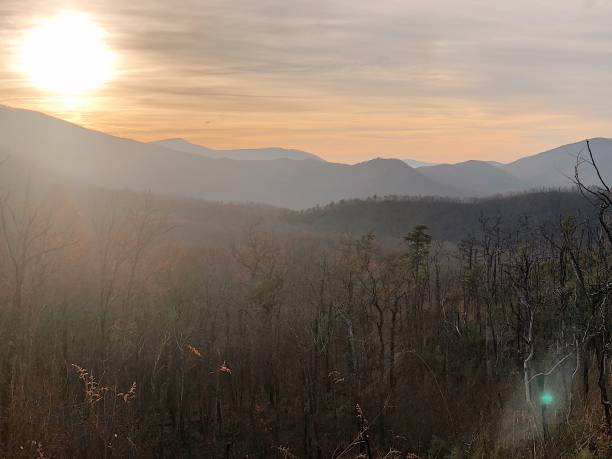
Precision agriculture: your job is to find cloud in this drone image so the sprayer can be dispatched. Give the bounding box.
[1,0,612,162]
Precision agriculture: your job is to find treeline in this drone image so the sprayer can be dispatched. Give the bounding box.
[0,176,609,457]
[289,190,597,242]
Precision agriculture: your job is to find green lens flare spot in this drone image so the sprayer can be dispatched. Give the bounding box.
[540,392,554,405]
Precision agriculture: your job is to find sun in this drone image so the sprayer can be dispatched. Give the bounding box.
[18,12,116,96]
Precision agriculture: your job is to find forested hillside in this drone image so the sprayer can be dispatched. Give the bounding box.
[0,158,609,458]
[290,191,596,242]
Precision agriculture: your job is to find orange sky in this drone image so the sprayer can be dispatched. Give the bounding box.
[2,0,611,164]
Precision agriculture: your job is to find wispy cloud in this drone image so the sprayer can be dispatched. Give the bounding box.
[1,0,612,162]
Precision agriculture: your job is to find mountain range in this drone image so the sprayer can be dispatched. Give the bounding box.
[152,138,323,161]
[0,105,610,209]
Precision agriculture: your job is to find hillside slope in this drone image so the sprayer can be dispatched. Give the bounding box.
[502,138,612,187]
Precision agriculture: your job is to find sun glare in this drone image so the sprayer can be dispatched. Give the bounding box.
[18,12,116,97]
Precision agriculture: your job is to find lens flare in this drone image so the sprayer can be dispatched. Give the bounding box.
[540,392,554,406]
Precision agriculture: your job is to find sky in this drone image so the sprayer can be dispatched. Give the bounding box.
[1,0,612,164]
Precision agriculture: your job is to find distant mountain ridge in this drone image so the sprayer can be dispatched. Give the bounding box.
[153,136,612,196]
[0,105,457,208]
[413,139,612,196]
[152,138,324,161]
[503,137,612,187]
[0,105,610,208]
[418,160,528,195]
